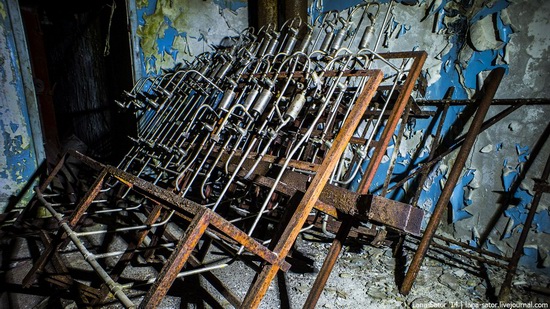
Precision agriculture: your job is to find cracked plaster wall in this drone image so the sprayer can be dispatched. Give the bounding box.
[316,0,550,273]
[0,0,40,213]
[134,0,247,76]
[132,0,550,272]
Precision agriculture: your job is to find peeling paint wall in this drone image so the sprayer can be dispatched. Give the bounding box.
[316,0,550,273]
[128,0,550,273]
[0,0,42,212]
[134,0,247,76]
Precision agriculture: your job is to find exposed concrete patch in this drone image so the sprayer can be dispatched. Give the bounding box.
[525,6,550,59]
[495,0,550,98]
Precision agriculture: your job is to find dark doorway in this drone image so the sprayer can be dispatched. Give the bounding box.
[20,0,135,165]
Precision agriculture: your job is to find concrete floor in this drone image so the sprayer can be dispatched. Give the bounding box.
[1,222,549,308]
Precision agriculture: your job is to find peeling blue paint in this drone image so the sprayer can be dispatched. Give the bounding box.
[484,238,503,256]
[503,188,533,238]
[0,0,40,210]
[212,0,247,12]
[449,169,475,222]
[158,20,179,59]
[519,246,539,268]
[9,122,18,133]
[502,167,518,192]
[131,0,547,273]
[516,144,530,163]
[137,0,157,26]
[463,50,507,90]
[536,210,550,234]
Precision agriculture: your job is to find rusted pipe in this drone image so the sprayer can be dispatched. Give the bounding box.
[400,67,505,295]
[256,0,278,29]
[303,219,353,309]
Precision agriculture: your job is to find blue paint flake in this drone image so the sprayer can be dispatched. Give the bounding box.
[516,144,530,163]
[463,50,507,90]
[484,239,503,255]
[502,167,518,192]
[158,22,179,60]
[9,122,18,133]
[212,0,247,12]
[449,169,475,222]
[397,24,411,38]
[137,0,157,26]
[536,210,550,234]
[503,188,533,238]
[519,246,538,268]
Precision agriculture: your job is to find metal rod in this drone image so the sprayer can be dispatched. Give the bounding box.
[34,187,135,309]
[400,67,505,295]
[499,133,550,301]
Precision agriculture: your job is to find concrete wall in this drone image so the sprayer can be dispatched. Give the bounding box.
[0,0,44,213]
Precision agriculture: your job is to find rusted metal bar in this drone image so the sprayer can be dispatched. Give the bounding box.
[400,67,505,295]
[499,151,550,300]
[156,225,243,307]
[143,208,172,260]
[410,237,509,269]
[303,219,354,309]
[253,173,423,234]
[103,163,291,271]
[241,70,383,309]
[23,168,109,288]
[140,208,210,308]
[14,152,69,226]
[94,204,164,304]
[358,51,427,193]
[67,149,105,171]
[33,187,135,308]
[366,195,423,236]
[416,98,550,106]
[433,234,511,262]
[381,99,412,195]
[411,101,450,206]
[39,231,74,289]
[388,101,527,193]
[43,251,102,301]
[40,152,69,191]
[299,53,426,308]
